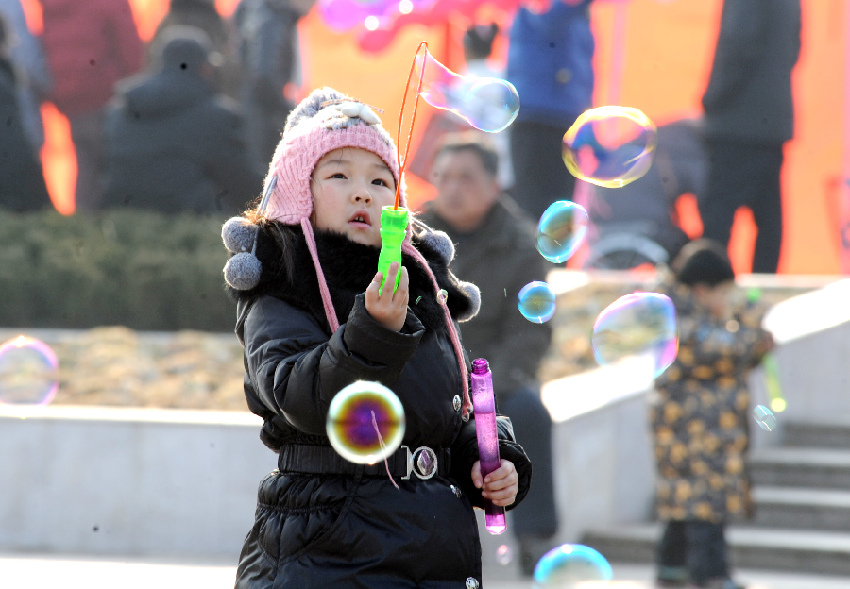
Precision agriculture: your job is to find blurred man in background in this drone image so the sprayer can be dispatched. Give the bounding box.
[417,134,558,577]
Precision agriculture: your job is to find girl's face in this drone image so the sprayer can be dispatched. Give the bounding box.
[311,147,397,246]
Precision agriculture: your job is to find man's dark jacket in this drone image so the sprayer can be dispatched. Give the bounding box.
[418,196,553,404]
[103,40,262,214]
[702,0,801,144]
[0,58,50,211]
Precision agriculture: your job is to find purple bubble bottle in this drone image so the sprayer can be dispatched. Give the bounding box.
[471,358,507,535]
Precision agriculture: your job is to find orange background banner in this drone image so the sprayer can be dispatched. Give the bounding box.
[21,0,844,275]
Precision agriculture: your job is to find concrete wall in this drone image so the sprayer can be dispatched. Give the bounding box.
[0,407,276,558]
[0,375,657,560]
[3,279,849,558]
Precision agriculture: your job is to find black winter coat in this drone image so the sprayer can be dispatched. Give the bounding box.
[702,0,801,144]
[230,223,532,588]
[417,197,552,404]
[103,66,262,214]
[0,58,51,211]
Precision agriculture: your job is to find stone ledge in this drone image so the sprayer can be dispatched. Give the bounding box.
[0,270,833,412]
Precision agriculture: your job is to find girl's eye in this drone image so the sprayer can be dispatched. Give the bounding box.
[372,178,390,187]
[330,173,347,179]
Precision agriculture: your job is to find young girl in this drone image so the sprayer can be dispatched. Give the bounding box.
[222,87,533,588]
[652,240,773,589]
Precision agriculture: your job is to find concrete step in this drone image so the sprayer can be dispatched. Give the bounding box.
[753,487,850,531]
[750,447,850,489]
[784,417,850,449]
[582,524,850,576]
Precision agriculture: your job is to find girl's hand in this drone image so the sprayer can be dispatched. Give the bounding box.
[471,459,518,507]
[365,262,409,332]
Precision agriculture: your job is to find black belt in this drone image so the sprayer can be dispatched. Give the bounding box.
[277,444,451,480]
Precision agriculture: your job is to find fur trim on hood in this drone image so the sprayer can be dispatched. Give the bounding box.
[227,220,480,339]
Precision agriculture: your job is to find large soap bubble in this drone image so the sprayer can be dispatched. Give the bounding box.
[753,404,777,432]
[534,544,614,585]
[414,46,519,133]
[327,380,405,464]
[518,281,556,324]
[536,200,588,263]
[591,292,678,377]
[563,106,657,188]
[0,335,59,406]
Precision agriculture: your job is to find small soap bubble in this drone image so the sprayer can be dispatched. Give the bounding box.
[518,281,556,324]
[536,201,589,263]
[562,106,657,188]
[415,46,519,132]
[0,335,59,406]
[534,544,613,585]
[496,544,513,566]
[591,293,678,377]
[754,405,777,432]
[437,289,448,305]
[327,381,405,464]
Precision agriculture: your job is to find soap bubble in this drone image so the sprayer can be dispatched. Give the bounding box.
[414,46,519,132]
[496,544,513,566]
[327,381,405,464]
[0,335,59,406]
[534,544,613,585]
[518,281,556,324]
[754,405,777,432]
[562,106,657,188]
[536,201,588,263]
[437,289,448,305]
[591,293,678,377]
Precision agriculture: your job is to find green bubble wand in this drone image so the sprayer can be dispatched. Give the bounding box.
[377,43,431,295]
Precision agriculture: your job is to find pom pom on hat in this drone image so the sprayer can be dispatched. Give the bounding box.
[420,229,455,264]
[455,281,481,322]
[224,252,263,290]
[222,216,257,253]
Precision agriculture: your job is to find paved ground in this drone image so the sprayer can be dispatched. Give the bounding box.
[3,553,850,588]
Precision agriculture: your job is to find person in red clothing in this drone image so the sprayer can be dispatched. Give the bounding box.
[39,0,144,212]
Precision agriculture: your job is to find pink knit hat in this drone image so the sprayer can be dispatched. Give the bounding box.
[224,87,472,417]
[263,87,407,223]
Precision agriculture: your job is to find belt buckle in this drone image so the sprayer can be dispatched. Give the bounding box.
[401,445,438,480]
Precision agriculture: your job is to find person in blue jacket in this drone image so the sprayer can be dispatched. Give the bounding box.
[506,0,595,222]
